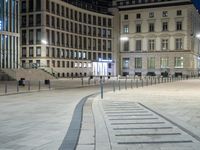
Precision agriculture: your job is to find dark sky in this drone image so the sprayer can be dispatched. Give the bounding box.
[192,0,200,10]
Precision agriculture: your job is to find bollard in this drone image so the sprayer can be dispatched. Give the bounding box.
[151,78,152,85]
[155,77,157,85]
[100,80,103,99]
[136,79,138,88]
[146,78,148,86]
[17,81,19,92]
[113,80,115,92]
[141,79,143,87]
[39,81,41,91]
[125,79,127,90]
[5,83,7,94]
[131,79,133,89]
[28,81,30,91]
[118,80,121,91]
[49,81,51,90]
[81,78,83,86]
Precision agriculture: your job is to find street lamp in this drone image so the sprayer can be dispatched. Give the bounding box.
[120,37,129,41]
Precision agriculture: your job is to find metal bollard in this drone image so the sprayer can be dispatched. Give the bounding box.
[155,78,157,85]
[118,80,121,91]
[141,79,143,87]
[136,79,138,88]
[100,80,103,99]
[39,81,41,91]
[146,78,148,86]
[151,78,152,85]
[28,81,31,91]
[125,79,127,90]
[5,83,7,94]
[49,81,51,90]
[113,80,115,92]
[131,79,133,89]
[17,82,19,92]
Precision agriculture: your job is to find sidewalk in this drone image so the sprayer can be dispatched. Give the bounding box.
[88,79,200,150]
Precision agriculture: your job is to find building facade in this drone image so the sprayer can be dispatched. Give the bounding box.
[20,0,114,77]
[112,0,200,77]
[0,0,20,69]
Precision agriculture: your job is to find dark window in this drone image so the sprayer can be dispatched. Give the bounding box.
[21,16,26,27]
[29,15,33,26]
[93,16,96,25]
[124,14,128,20]
[36,14,41,26]
[56,4,60,15]
[22,30,26,45]
[21,1,26,13]
[51,2,55,13]
[176,21,182,30]
[29,0,33,12]
[46,0,49,11]
[149,23,154,32]
[136,24,141,33]
[136,13,141,19]
[177,10,182,16]
[36,0,41,11]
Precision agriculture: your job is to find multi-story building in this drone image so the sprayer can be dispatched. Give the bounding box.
[0,0,20,69]
[112,0,200,77]
[20,0,114,77]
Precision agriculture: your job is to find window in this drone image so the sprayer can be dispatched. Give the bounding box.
[46,47,49,57]
[136,24,141,33]
[21,1,26,13]
[162,11,168,17]
[21,16,26,27]
[36,47,41,56]
[148,39,155,51]
[147,57,155,69]
[160,57,169,68]
[29,0,33,12]
[29,30,33,44]
[124,14,128,20]
[123,40,129,51]
[149,23,154,32]
[175,57,184,68]
[46,0,49,11]
[36,14,41,26]
[162,22,168,31]
[108,40,112,51]
[22,30,26,45]
[149,12,154,18]
[29,47,33,57]
[57,4,60,15]
[36,29,41,44]
[161,39,168,50]
[136,40,142,51]
[123,25,129,33]
[51,2,55,13]
[103,18,106,26]
[176,21,182,31]
[122,58,129,69]
[135,58,142,69]
[22,48,26,57]
[177,10,182,16]
[93,16,96,25]
[108,19,112,27]
[46,15,49,26]
[175,38,183,49]
[136,13,141,19]
[36,0,41,11]
[29,15,33,26]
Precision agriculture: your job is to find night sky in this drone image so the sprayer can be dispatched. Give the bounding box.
[192,0,200,10]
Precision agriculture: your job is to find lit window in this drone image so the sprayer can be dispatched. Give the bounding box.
[175,57,184,68]
[123,25,129,33]
[160,57,169,68]
[162,11,168,17]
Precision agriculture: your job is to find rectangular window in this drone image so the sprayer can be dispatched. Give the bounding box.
[148,39,155,51]
[36,14,41,26]
[177,10,182,16]
[21,16,26,27]
[147,57,155,69]
[36,29,41,44]
[21,1,26,13]
[136,40,141,51]
[36,47,41,56]
[22,30,27,45]
[136,13,141,19]
[160,57,169,68]
[162,22,168,31]
[161,39,168,50]
[22,48,26,57]
[29,30,33,44]
[175,38,183,49]
[29,15,33,26]
[123,25,129,33]
[123,40,129,51]
[29,0,33,12]
[122,58,129,69]
[175,57,184,68]
[149,12,154,18]
[162,11,168,17]
[29,47,33,57]
[176,21,182,31]
[136,24,141,33]
[36,0,41,11]
[124,14,128,20]
[149,23,154,32]
[135,57,142,69]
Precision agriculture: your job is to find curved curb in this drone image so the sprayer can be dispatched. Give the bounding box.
[59,93,98,150]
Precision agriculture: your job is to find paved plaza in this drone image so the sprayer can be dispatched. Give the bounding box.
[0,79,200,149]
